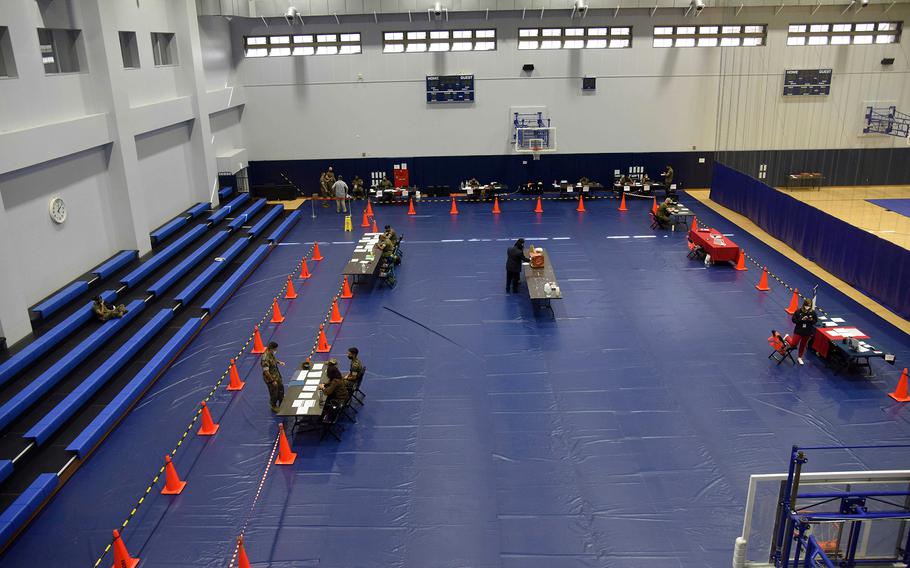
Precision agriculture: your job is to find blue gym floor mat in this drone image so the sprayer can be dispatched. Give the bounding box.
[3,196,909,568]
[867,198,910,219]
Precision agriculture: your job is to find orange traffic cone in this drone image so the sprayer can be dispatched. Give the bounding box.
[198,401,219,436]
[651,197,658,215]
[341,276,353,299]
[407,199,416,215]
[735,249,747,271]
[285,275,298,299]
[227,358,244,391]
[534,197,544,213]
[299,257,311,280]
[111,530,139,568]
[161,455,186,495]
[312,241,323,261]
[329,296,343,324]
[361,209,370,228]
[316,324,331,353]
[365,199,374,217]
[576,195,586,212]
[371,219,379,233]
[236,535,251,568]
[270,299,285,324]
[785,289,800,314]
[691,215,698,232]
[755,267,771,291]
[618,193,628,212]
[252,326,265,354]
[275,423,297,464]
[492,197,501,214]
[450,197,459,215]
[889,368,910,402]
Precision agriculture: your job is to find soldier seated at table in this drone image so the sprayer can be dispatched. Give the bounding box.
[318,359,350,412]
[351,175,365,199]
[466,177,480,188]
[578,176,591,186]
[641,173,651,185]
[619,174,633,186]
[344,347,364,391]
[383,225,400,248]
[93,296,128,322]
[379,174,392,191]
[377,234,400,265]
[655,198,673,229]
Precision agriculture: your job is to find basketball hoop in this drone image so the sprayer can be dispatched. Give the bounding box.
[531,146,542,161]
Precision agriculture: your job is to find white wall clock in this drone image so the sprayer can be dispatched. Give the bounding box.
[49,196,67,224]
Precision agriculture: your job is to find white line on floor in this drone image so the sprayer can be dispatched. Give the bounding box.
[606,236,630,239]
[440,239,464,242]
[632,235,657,239]
[277,242,301,246]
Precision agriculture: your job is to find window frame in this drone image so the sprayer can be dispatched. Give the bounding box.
[0,26,17,78]
[383,28,497,53]
[517,26,632,49]
[244,32,362,57]
[151,31,178,66]
[37,27,86,74]
[652,24,766,47]
[786,21,901,45]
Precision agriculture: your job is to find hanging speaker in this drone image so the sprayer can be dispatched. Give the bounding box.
[881,57,895,65]
[582,76,596,91]
[522,64,535,73]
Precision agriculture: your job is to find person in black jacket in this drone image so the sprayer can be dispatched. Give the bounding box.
[791,299,818,364]
[506,238,530,294]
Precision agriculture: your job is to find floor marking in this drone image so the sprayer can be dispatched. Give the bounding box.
[606,236,630,239]
[332,241,355,244]
[440,239,464,242]
[551,237,571,240]
[277,242,301,246]
[722,233,735,237]
[632,235,657,239]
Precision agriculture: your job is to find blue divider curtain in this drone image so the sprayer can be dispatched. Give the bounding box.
[710,163,910,319]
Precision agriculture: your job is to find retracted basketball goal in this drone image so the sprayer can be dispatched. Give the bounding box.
[515,127,557,160]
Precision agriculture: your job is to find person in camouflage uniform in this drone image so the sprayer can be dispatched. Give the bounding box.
[261,341,285,412]
[319,167,335,208]
[345,347,364,392]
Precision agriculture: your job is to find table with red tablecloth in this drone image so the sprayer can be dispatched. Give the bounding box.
[687,228,740,263]
[813,326,870,359]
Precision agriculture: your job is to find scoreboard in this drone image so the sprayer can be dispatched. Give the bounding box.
[783,69,832,96]
[426,75,474,103]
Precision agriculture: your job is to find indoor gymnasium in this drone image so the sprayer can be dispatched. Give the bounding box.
[1,1,910,567]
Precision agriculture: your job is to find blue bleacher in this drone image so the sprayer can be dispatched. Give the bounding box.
[187,202,211,219]
[0,473,57,545]
[200,244,270,314]
[150,216,188,246]
[227,198,267,231]
[173,239,250,306]
[218,186,234,201]
[208,193,250,225]
[0,460,12,485]
[146,231,230,297]
[30,281,89,320]
[119,225,208,289]
[23,309,175,446]
[0,291,118,388]
[0,299,145,432]
[91,250,138,280]
[248,205,284,238]
[67,317,203,459]
[267,209,302,243]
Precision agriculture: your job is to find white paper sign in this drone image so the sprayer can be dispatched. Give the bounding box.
[466,188,474,195]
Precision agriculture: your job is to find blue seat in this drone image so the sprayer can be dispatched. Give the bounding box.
[120,225,208,289]
[227,198,267,231]
[0,460,12,485]
[187,202,211,219]
[67,318,203,459]
[208,193,250,225]
[146,231,229,297]
[0,299,145,432]
[248,205,284,238]
[150,216,188,246]
[173,238,249,305]
[0,473,57,545]
[30,281,89,319]
[24,309,174,446]
[0,291,117,388]
[201,244,270,314]
[91,250,138,279]
[219,186,234,201]
[267,209,302,243]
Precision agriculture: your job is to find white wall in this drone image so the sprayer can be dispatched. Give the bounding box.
[233,6,910,160]
[0,147,119,304]
[136,121,198,231]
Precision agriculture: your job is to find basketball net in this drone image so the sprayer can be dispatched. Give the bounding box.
[531,147,541,161]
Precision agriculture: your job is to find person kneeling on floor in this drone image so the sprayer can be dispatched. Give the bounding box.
[791,299,818,365]
[93,296,128,321]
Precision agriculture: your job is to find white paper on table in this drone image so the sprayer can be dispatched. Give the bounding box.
[466,188,474,195]
[830,317,846,323]
[567,187,574,193]
[583,185,589,192]
[307,371,322,378]
[644,185,650,192]
[833,328,864,338]
[416,191,421,199]
[305,378,321,386]
[401,189,408,197]
[301,384,318,392]
[292,399,306,408]
[312,363,324,370]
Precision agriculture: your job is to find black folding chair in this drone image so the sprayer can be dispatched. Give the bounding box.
[649,211,660,230]
[351,366,366,406]
[320,401,345,441]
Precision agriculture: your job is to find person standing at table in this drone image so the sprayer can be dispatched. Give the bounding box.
[791,299,818,365]
[661,165,674,187]
[332,175,349,213]
[261,341,286,412]
[506,238,530,294]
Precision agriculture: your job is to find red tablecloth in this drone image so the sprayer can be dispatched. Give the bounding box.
[813,326,870,358]
[687,228,740,263]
